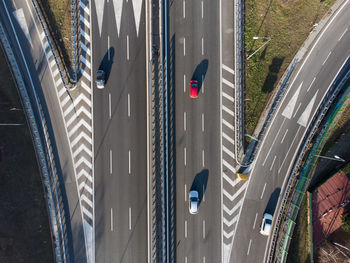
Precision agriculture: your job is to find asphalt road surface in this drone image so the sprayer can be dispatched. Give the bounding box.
[231,1,350,262]
[92,0,148,262]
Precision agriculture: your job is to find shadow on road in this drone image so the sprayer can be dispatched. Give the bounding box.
[97,47,115,85]
[191,59,209,93]
[190,169,209,205]
[265,187,281,215]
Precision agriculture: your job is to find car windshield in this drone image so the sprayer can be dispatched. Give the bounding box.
[190,196,198,201]
[191,83,197,87]
[266,219,272,225]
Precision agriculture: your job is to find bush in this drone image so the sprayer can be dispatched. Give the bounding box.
[341,212,350,233]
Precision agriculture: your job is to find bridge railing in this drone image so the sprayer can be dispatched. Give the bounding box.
[0,22,68,263]
[268,56,350,263]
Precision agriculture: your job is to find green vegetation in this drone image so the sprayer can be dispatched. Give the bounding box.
[37,0,72,70]
[245,0,336,136]
[286,194,310,263]
[0,44,53,262]
[341,213,350,233]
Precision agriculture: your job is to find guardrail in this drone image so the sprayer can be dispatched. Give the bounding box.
[234,0,245,160]
[268,56,350,263]
[31,0,69,88]
[71,0,79,84]
[0,22,67,262]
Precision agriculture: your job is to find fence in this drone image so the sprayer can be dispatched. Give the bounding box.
[268,56,350,263]
[0,22,67,262]
[234,0,245,160]
[71,0,79,84]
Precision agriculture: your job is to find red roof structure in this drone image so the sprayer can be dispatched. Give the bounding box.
[311,171,350,247]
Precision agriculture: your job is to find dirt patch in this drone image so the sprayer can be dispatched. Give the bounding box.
[0,43,53,261]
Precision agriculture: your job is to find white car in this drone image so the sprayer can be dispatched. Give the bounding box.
[189,190,199,214]
[96,70,105,89]
[260,213,273,236]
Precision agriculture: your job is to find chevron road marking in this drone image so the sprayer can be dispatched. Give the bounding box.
[81,42,91,57]
[222,119,234,131]
[73,144,92,158]
[76,156,93,170]
[77,169,93,182]
[223,105,234,116]
[223,230,234,239]
[81,80,92,94]
[80,14,90,29]
[79,181,93,195]
[81,194,93,208]
[223,172,239,187]
[223,159,236,174]
[81,28,91,42]
[222,132,234,145]
[222,78,234,88]
[82,206,93,220]
[223,182,247,202]
[222,64,235,75]
[223,213,239,227]
[71,132,93,147]
[223,199,242,216]
[222,91,234,103]
[223,145,235,159]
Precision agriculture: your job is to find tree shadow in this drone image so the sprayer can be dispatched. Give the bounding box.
[96,47,115,86]
[262,57,285,93]
[190,169,209,205]
[191,59,209,93]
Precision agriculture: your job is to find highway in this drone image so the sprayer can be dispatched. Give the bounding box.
[230,1,350,262]
[92,0,148,262]
[169,0,223,261]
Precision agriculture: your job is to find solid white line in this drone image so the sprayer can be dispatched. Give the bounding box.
[183,0,185,18]
[108,35,110,60]
[253,213,258,229]
[260,183,266,199]
[128,93,130,117]
[127,35,129,60]
[262,118,286,166]
[111,208,113,231]
[184,147,187,166]
[278,126,301,174]
[185,184,187,201]
[222,64,235,75]
[201,0,203,19]
[247,239,252,255]
[202,150,205,167]
[184,112,186,131]
[202,113,204,131]
[202,75,204,93]
[109,93,112,119]
[293,103,301,118]
[339,28,348,41]
[129,150,131,175]
[129,207,132,230]
[184,37,186,56]
[185,220,187,238]
[110,150,113,175]
[322,51,331,65]
[184,74,186,93]
[203,220,206,239]
[202,38,204,55]
[281,129,288,144]
[307,77,316,92]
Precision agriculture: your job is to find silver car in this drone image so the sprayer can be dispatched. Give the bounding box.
[260,213,273,236]
[189,190,199,214]
[96,70,105,89]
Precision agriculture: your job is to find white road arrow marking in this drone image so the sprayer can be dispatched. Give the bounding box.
[282,82,302,119]
[96,0,106,36]
[113,0,123,37]
[132,0,143,36]
[12,9,32,47]
[297,90,318,127]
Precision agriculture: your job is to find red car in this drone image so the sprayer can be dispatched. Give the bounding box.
[189,80,198,98]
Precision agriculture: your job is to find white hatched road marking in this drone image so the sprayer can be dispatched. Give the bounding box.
[222,78,234,88]
[222,64,235,75]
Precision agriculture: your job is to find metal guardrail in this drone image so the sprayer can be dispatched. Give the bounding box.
[268,56,350,263]
[0,22,67,262]
[71,0,79,84]
[234,0,245,160]
[31,0,68,88]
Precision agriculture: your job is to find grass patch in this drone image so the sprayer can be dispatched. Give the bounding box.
[286,194,310,263]
[0,45,53,261]
[37,0,72,73]
[245,0,336,135]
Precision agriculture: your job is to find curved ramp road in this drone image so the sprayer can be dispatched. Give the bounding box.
[231,1,350,262]
[92,0,148,262]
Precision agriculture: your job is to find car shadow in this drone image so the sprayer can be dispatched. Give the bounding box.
[265,187,281,216]
[190,169,209,205]
[97,47,115,85]
[191,59,209,93]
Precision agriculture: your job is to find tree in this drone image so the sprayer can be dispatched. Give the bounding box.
[341,212,350,233]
